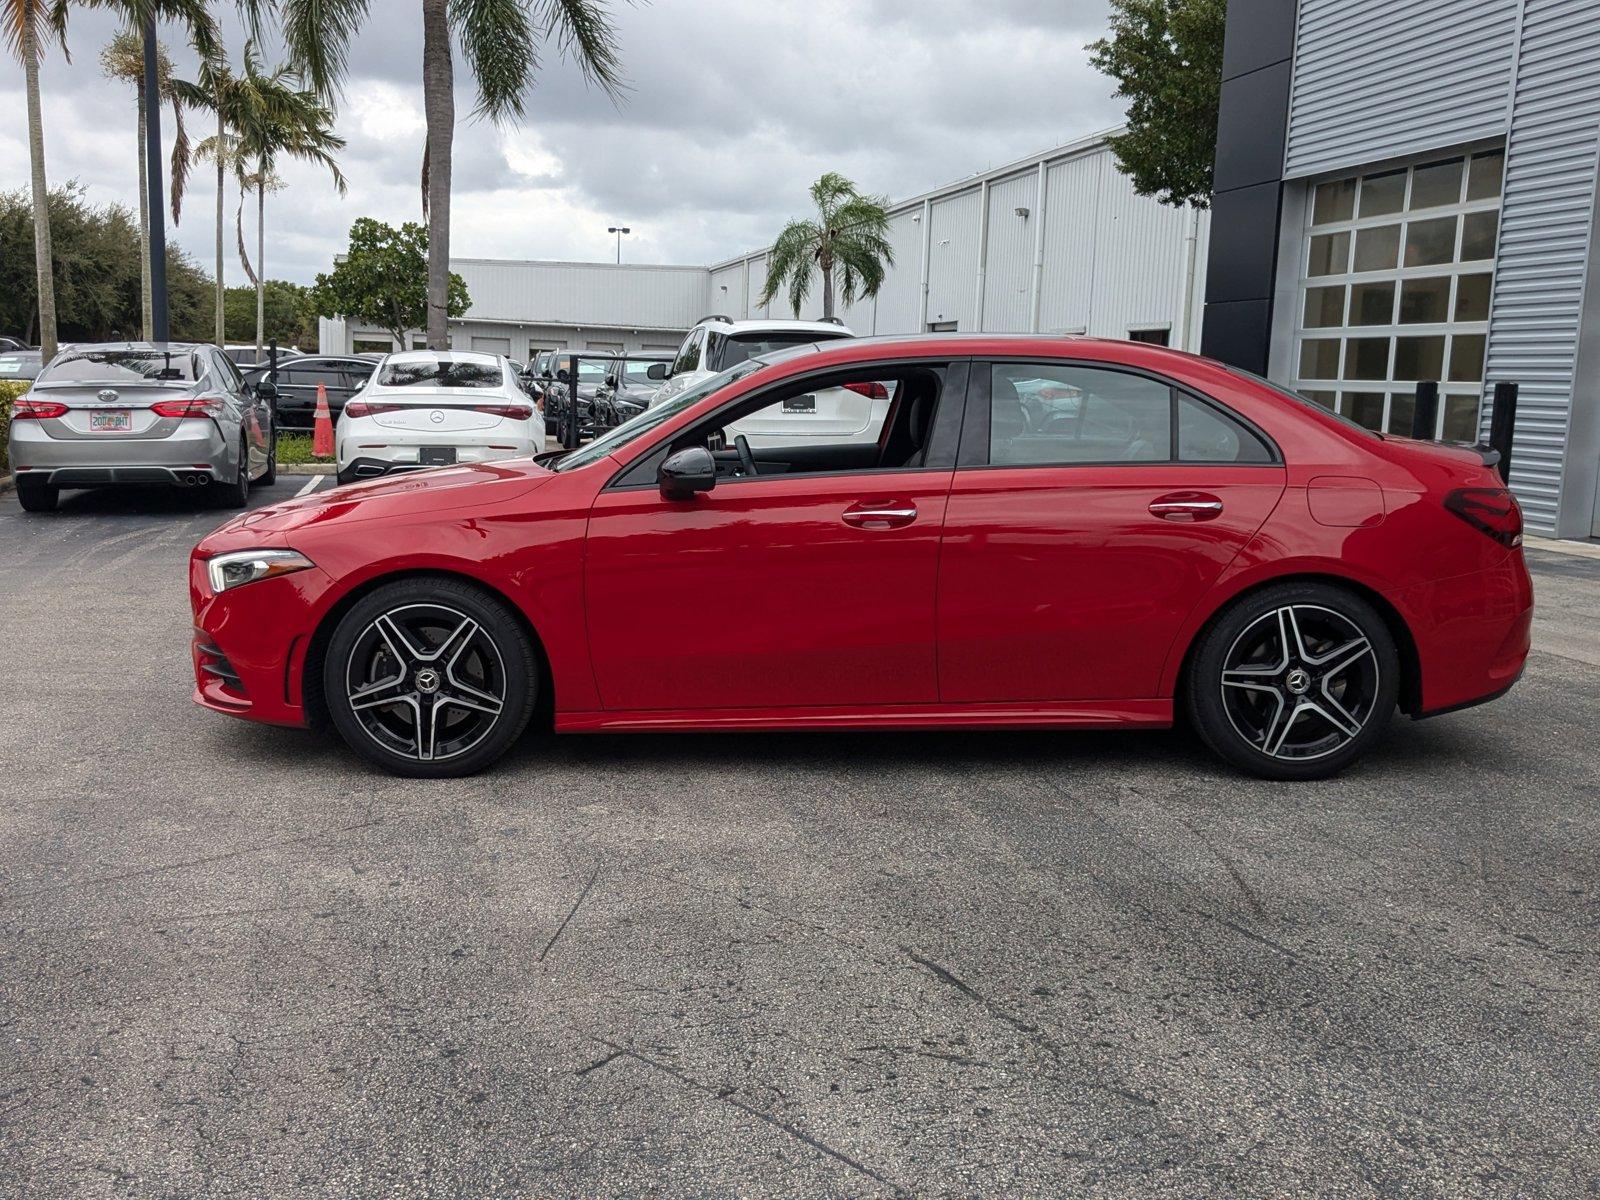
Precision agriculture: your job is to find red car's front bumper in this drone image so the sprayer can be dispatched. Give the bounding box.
[189,551,333,728]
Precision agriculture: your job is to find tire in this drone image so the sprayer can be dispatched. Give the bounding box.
[210,436,250,509]
[1186,581,1399,781]
[259,428,277,486]
[15,479,58,513]
[322,577,538,778]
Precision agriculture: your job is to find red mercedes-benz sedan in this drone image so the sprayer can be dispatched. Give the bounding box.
[189,335,1531,780]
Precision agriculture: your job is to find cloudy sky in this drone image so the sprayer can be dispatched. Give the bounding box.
[1,0,1124,285]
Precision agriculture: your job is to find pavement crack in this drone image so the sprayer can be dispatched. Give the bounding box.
[590,1038,908,1197]
[539,865,600,963]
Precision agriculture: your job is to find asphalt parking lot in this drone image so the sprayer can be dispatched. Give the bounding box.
[1,477,1597,1198]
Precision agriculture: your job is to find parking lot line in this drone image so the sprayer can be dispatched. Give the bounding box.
[294,476,324,498]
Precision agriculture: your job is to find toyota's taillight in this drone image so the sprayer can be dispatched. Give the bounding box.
[151,396,224,418]
[1445,487,1522,548]
[343,400,405,419]
[9,397,68,420]
[843,381,889,399]
[471,403,534,420]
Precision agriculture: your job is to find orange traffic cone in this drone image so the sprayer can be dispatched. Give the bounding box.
[312,381,334,459]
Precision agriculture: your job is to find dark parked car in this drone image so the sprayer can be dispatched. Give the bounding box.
[242,354,376,430]
[0,348,45,383]
[593,354,672,429]
[540,356,612,441]
[0,336,35,353]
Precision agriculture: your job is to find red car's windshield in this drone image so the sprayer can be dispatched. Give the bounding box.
[550,360,767,472]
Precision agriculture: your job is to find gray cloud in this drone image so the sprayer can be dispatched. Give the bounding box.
[0,0,1124,284]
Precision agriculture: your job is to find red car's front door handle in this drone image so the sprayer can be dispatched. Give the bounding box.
[1149,492,1224,522]
[842,501,918,529]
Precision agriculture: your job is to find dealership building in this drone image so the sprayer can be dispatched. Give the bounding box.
[1204,0,1600,539]
[321,0,1600,541]
[320,130,1210,360]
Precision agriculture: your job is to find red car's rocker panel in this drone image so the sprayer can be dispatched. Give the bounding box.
[190,333,1532,780]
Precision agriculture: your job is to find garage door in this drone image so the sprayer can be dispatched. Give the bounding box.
[471,336,512,354]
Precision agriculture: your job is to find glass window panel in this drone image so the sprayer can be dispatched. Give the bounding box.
[1410,158,1464,209]
[1461,210,1498,260]
[1442,394,1481,442]
[1313,178,1357,225]
[1455,273,1492,321]
[1387,392,1417,435]
[1307,232,1350,276]
[1466,151,1505,201]
[1353,224,1401,272]
[1398,276,1453,324]
[1177,395,1273,463]
[1345,338,1391,380]
[988,364,1171,465]
[1359,170,1406,217]
[1405,216,1458,267]
[1301,390,1336,410]
[1349,281,1396,325]
[1299,338,1342,379]
[1303,286,1346,328]
[1347,392,1386,430]
[1394,335,1446,381]
[1449,333,1486,382]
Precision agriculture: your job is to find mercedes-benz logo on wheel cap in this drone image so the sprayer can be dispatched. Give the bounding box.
[1285,667,1312,695]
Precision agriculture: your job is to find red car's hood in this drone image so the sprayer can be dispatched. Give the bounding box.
[200,459,553,550]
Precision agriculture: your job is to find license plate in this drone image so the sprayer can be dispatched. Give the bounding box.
[419,446,457,466]
[783,395,816,414]
[90,410,132,432]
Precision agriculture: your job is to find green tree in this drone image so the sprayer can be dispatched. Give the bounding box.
[222,279,315,347]
[310,217,469,349]
[1088,0,1225,209]
[0,183,212,343]
[5,0,67,358]
[760,172,893,320]
[100,30,190,340]
[224,42,345,358]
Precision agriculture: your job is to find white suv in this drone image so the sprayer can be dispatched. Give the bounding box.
[654,316,889,449]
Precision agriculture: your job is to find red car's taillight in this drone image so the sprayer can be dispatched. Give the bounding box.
[152,396,224,418]
[10,397,69,419]
[1445,487,1522,547]
[471,403,534,420]
[843,381,889,399]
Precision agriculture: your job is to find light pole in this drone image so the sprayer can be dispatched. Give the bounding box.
[143,16,169,342]
[607,225,631,264]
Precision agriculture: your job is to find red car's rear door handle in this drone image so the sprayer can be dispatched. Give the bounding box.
[842,501,918,529]
[1149,492,1224,522]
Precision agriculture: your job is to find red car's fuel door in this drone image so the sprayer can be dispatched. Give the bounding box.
[936,361,1287,704]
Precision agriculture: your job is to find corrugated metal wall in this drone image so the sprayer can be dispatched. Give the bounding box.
[1284,0,1521,180]
[982,172,1039,332]
[924,189,983,328]
[1482,0,1600,535]
[455,259,710,331]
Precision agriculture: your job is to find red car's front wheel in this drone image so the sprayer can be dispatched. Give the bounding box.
[323,578,539,777]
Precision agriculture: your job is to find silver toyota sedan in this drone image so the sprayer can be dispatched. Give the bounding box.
[8,342,276,513]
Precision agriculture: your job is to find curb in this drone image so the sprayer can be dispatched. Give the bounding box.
[1524,534,1600,560]
[280,463,338,475]
[0,473,11,495]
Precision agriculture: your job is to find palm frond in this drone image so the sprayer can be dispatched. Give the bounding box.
[277,0,367,100]
[759,218,822,314]
[169,85,189,222]
[536,0,628,100]
[452,0,537,122]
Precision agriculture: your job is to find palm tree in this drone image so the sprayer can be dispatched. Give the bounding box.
[4,0,66,360]
[173,53,240,348]
[761,172,894,320]
[414,0,624,349]
[223,43,345,356]
[101,30,190,340]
